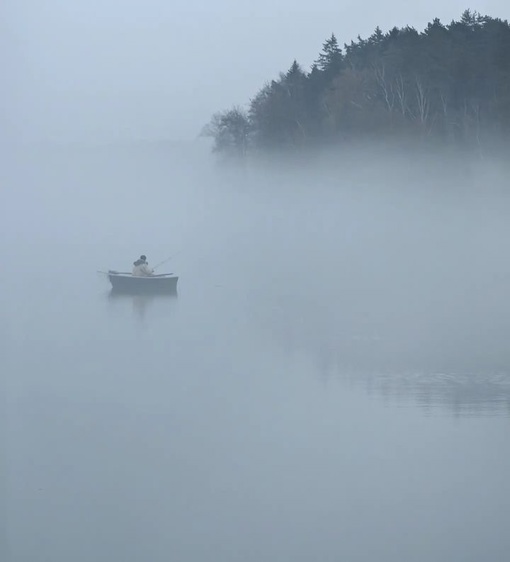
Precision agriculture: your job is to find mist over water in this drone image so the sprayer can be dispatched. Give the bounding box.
[3,142,510,562]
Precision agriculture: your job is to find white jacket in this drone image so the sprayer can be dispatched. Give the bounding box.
[132,262,154,276]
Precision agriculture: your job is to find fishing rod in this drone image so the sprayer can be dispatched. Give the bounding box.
[152,252,180,271]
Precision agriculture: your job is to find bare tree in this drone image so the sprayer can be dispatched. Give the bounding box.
[394,74,410,118]
[373,63,395,113]
[414,76,430,127]
[201,107,250,157]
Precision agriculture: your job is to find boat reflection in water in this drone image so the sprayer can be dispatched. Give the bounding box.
[106,289,177,323]
[100,269,178,323]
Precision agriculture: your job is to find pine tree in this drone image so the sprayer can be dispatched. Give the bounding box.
[316,33,344,78]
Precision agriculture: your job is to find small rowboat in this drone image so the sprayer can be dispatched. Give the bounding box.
[107,271,178,294]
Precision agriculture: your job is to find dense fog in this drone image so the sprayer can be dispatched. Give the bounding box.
[3,1,510,561]
[3,142,510,562]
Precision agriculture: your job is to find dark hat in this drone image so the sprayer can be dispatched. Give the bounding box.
[140,255,147,261]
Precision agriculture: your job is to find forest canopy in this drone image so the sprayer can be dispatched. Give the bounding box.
[203,10,510,157]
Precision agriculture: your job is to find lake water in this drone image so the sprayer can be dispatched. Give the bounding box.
[2,143,510,562]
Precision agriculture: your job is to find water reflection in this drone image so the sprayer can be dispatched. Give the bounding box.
[106,290,177,323]
[256,296,510,417]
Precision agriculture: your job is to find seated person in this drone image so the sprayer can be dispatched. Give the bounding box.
[132,255,154,276]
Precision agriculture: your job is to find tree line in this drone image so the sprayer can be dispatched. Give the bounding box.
[202,10,510,157]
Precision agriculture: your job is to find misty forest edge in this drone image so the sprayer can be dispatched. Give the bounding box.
[202,10,510,158]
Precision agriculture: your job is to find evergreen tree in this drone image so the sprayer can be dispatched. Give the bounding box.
[315,33,344,79]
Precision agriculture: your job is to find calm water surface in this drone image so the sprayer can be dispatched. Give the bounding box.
[3,145,510,562]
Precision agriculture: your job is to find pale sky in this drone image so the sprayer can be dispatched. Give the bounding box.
[3,0,508,143]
